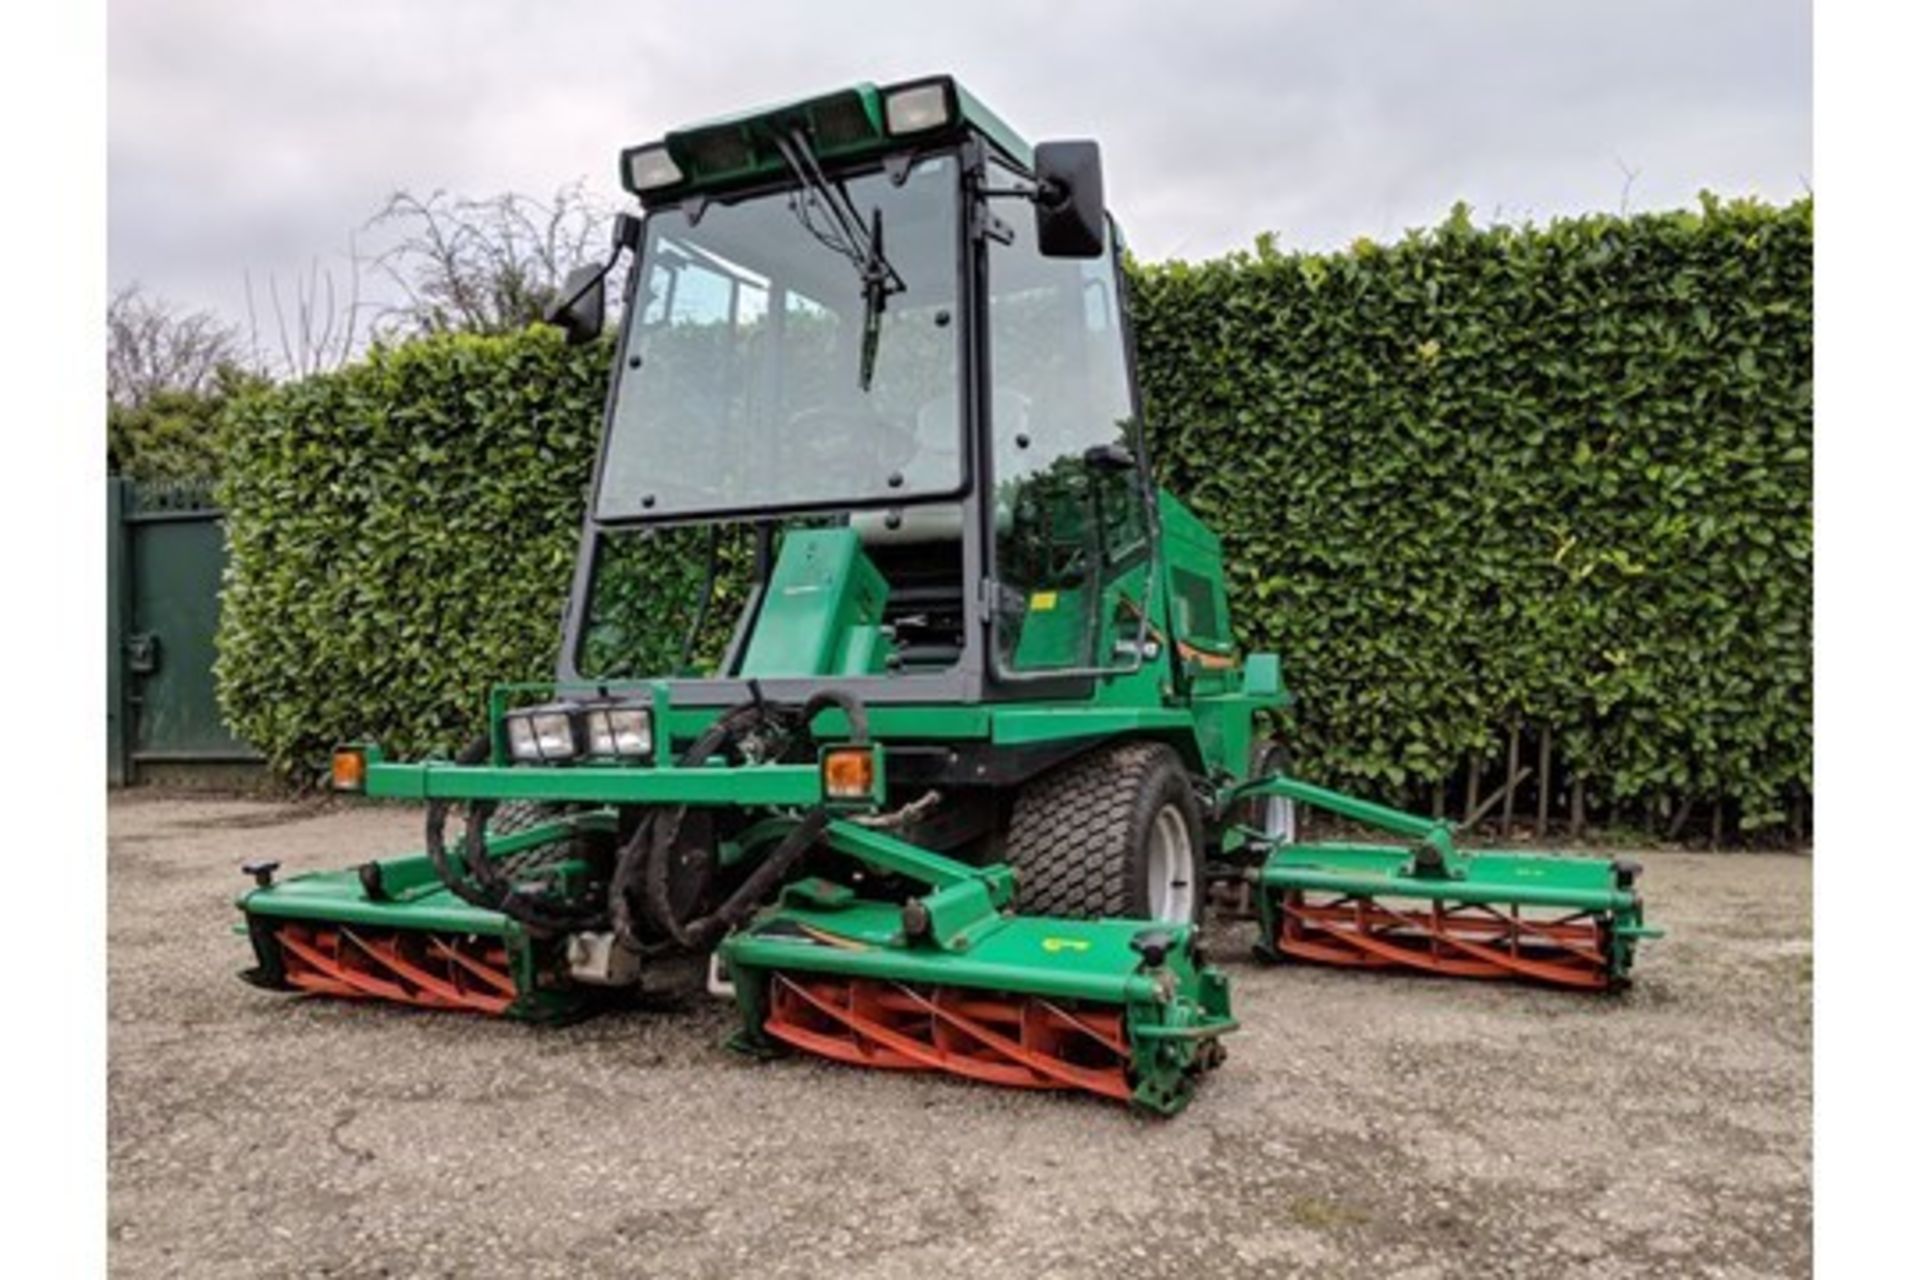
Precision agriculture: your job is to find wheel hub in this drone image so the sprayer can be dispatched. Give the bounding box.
[1146,803,1196,922]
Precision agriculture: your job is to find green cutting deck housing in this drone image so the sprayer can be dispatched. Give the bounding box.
[235,75,1656,1114]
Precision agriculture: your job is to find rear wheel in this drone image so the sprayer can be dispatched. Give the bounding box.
[1243,738,1297,847]
[1005,741,1204,924]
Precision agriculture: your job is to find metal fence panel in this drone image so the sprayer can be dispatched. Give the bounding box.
[109,477,260,782]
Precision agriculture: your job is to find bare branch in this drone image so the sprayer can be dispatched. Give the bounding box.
[365,182,618,337]
[106,284,244,408]
[1614,155,1643,216]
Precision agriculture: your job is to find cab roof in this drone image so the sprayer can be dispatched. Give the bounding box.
[627,76,1032,205]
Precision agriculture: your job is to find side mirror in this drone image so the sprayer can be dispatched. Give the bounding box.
[545,262,608,346]
[1033,140,1106,258]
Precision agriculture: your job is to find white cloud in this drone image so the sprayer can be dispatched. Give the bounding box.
[109,0,1811,324]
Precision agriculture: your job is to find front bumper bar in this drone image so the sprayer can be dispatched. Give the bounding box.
[362,754,878,809]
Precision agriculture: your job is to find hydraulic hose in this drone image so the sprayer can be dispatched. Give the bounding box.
[422,736,610,933]
[614,687,869,952]
[796,688,870,744]
[424,685,870,950]
[422,737,503,912]
[610,697,791,950]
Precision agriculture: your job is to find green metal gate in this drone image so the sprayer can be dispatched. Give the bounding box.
[107,477,260,784]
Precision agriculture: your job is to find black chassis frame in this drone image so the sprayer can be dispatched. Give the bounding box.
[552,132,1168,717]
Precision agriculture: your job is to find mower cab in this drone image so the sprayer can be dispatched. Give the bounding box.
[238,76,1652,1116]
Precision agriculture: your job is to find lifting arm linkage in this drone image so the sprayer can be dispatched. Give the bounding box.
[1222,774,1461,877]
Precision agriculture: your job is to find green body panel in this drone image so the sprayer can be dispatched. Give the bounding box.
[365,756,869,808]
[726,904,1165,1006]
[990,705,1195,746]
[1235,774,1659,984]
[950,82,1034,169]
[655,77,1033,202]
[237,76,1658,1104]
[1261,844,1638,913]
[722,817,1234,1114]
[1156,488,1268,780]
[243,857,520,934]
[738,529,891,678]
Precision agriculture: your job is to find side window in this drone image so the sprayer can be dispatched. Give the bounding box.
[1172,566,1224,646]
[987,164,1152,676]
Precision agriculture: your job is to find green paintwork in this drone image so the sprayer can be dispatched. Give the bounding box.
[367,759,841,806]
[361,747,885,810]
[651,76,1033,203]
[238,76,1658,1109]
[110,478,260,780]
[1229,773,1659,984]
[243,858,519,934]
[721,817,1234,1115]
[990,705,1195,745]
[1261,844,1638,913]
[1229,774,1460,863]
[739,529,890,678]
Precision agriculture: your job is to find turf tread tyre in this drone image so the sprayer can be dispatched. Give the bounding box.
[1005,741,1202,922]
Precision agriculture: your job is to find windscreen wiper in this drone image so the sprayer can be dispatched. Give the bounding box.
[771,126,905,390]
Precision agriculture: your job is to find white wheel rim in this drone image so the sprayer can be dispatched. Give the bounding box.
[1146,803,1196,922]
[1263,791,1297,846]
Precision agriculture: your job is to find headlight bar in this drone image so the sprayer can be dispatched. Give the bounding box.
[503,701,653,764]
[584,705,654,760]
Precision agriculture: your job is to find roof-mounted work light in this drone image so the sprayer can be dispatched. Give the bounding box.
[883,80,954,136]
[620,143,684,195]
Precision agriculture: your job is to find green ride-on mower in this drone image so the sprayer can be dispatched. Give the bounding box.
[236,77,1657,1115]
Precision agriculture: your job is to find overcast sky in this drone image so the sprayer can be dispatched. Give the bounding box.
[110,0,1810,334]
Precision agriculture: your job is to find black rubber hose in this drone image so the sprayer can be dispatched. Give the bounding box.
[461,802,610,933]
[797,688,869,744]
[421,736,607,933]
[678,806,829,949]
[422,737,501,911]
[610,699,790,948]
[622,688,870,951]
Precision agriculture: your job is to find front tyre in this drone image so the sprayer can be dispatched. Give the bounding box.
[1005,741,1205,924]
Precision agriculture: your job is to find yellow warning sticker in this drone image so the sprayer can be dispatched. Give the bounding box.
[1041,936,1091,953]
[1030,591,1058,611]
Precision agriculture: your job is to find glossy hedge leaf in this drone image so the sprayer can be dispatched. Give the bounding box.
[218,197,1811,832]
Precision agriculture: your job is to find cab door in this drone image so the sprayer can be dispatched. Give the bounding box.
[984,192,1155,680]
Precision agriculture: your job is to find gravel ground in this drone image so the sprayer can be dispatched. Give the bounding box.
[109,793,1811,1279]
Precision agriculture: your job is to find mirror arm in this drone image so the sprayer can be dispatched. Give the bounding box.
[611,210,642,253]
[549,260,606,316]
[548,215,642,321]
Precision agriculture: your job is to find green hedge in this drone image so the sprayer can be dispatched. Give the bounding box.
[1132,196,1810,832]
[216,332,608,769]
[218,195,1811,835]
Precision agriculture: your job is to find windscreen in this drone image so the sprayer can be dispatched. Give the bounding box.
[595,157,962,520]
